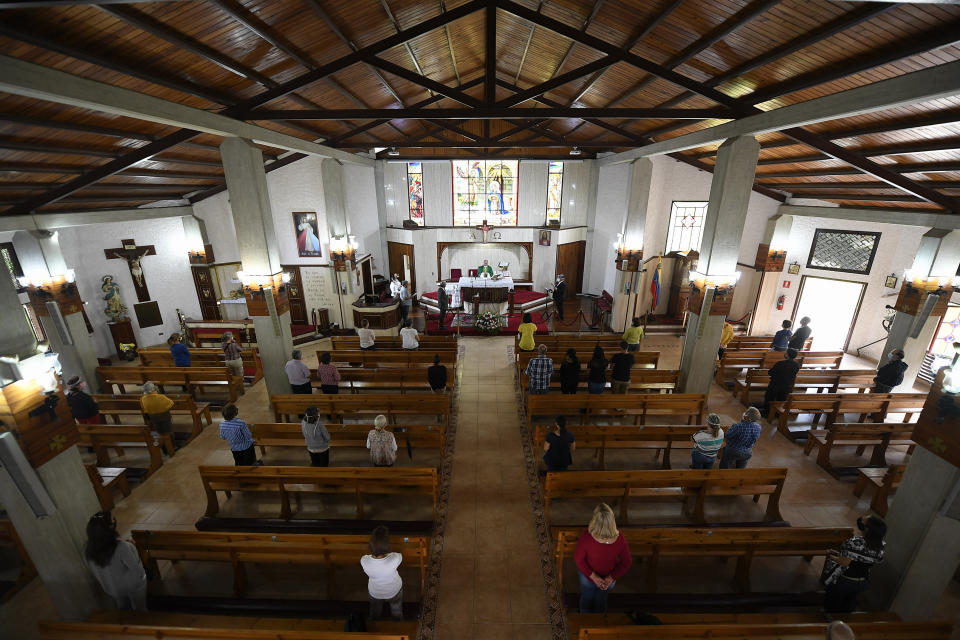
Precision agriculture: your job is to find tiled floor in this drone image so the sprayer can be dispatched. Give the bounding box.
[2,333,959,639]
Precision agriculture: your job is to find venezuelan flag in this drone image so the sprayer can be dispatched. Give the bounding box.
[650,257,662,310]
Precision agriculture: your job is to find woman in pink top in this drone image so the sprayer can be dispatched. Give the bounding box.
[573,502,632,613]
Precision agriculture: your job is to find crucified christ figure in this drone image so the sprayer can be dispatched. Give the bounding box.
[128,249,150,289]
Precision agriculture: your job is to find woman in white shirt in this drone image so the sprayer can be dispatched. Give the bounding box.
[358,319,376,350]
[399,319,419,350]
[84,511,148,611]
[360,525,404,620]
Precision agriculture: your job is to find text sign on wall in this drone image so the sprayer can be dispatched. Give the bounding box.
[300,266,339,324]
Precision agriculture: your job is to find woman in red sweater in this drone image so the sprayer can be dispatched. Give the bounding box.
[573,502,632,613]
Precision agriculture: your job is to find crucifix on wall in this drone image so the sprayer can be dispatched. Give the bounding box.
[104,239,156,302]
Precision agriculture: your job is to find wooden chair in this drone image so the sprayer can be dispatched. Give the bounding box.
[553,526,851,592]
[542,468,788,524]
[131,529,429,599]
[85,464,131,511]
[854,464,906,517]
[532,424,703,470]
[199,465,439,520]
[803,423,915,471]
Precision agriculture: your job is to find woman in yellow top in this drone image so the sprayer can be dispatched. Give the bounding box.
[517,313,537,351]
[718,321,735,359]
[622,317,644,352]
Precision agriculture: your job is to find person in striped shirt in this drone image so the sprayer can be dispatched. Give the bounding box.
[690,413,724,469]
[219,403,259,466]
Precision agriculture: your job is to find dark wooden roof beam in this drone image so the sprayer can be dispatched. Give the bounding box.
[0,140,119,158]
[758,163,960,178]
[245,108,728,120]
[767,181,960,190]
[0,162,87,174]
[367,58,484,108]
[788,193,924,203]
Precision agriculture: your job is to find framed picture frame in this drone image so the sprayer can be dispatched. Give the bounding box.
[787,263,801,275]
[885,274,898,288]
[539,229,551,246]
[292,211,322,258]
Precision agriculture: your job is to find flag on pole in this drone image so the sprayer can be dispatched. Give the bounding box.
[650,257,662,310]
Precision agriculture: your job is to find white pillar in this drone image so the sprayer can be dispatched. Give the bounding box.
[680,136,761,395]
[0,445,106,619]
[220,137,294,397]
[610,159,653,332]
[881,230,960,388]
[750,215,792,335]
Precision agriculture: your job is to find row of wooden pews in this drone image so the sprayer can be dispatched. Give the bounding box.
[97,366,243,403]
[137,346,262,382]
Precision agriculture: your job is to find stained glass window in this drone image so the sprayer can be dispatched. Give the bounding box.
[931,305,960,357]
[664,201,708,253]
[452,160,519,226]
[407,162,424,226]
[546,161,563,224]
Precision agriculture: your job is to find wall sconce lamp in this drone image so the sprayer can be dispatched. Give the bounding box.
[903,269,959,296]
[689,270,742,295]
[330,235,358,270]
[768,246,787,261]
[17,269,76,289]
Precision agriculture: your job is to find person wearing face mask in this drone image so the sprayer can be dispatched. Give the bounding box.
[873,349,907,393]
[822,515,886,613]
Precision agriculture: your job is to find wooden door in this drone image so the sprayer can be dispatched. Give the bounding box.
[191,266,221,321]
[555,241,586,299]
[281,265,308,324]
[387,241,417,293]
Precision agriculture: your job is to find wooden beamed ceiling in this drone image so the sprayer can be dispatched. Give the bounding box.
[0,0,957,214]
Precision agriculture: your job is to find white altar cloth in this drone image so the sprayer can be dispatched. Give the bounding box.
[457,276,515,290]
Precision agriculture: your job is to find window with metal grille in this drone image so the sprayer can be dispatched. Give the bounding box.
[546,161,563,224]
[664,201,708,253]
[807,229,881,274]
[407,162,424,226]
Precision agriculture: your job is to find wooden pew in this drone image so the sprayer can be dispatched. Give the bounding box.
[251,422,445,457]
[543,468,787,524]
[199,466,439,520]
[573,621,953,639]
[770,393,926,441]
[727,335,813,351]
[515,334,625,351]
[532,425,703,470]
[271,393,450,425]
[519,369,679,395]
[803,423,915,471]
[92,394,212,443]
[315,368,454,394]
[566,612,902,637]
[733,369,876,406]
[332,335,458,350]
[78,424,171,477]
[855,464,906,517]
[716,350,843,386]
[516,350,659,372]
[85,464,131,511]
[321,349,457,369]
[553,526,851,592]
[527,394,706,430]
[130,529,429,599]
[137,346,263,382]
[39,622,414,639]
[97,366,243,402]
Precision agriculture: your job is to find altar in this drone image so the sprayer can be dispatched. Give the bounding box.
[459,276,513,314]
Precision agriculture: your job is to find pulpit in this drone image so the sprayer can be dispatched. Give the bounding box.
[666,250,699,319]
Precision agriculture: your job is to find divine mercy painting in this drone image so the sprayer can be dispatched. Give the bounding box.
[293,211,322,258]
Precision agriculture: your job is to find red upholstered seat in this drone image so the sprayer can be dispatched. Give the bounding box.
[468,269,478,277]
[421,291,439,301]
[451,268,462,280]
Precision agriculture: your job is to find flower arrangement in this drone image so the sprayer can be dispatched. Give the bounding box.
[118,342,138,361]
[475,311,504,335]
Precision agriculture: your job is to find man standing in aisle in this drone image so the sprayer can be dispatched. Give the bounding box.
[398,280,412,324]
[553,274,567,321]
[437,281,449,329]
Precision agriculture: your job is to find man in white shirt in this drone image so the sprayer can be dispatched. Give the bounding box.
[399,319,419,350]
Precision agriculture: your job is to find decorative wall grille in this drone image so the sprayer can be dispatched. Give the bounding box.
[807,229,880,274]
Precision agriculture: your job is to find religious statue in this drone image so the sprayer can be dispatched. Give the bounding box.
[104,239,156,302]
[101,275,128,322]
[477,259,494,278]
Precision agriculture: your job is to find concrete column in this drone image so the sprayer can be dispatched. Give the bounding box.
[0,445,106,619]
[0,262,37,359]
[880,230,960,388]
[220,137,294,397]
[679,136,761,395]
[180,214,209,254]
[12,230,99,390]
[610,159,653,332]
[866,446,960,618]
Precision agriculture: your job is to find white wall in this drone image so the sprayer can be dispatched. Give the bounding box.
[587,163,630,295]
[56,217,202,355]
[758,217,926,361]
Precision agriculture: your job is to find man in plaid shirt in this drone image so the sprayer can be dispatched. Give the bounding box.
[719,406,762,469]
[525,344,555,395]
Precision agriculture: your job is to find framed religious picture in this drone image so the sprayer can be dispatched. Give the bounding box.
[539,229,551,247]
[885,274,898,288]
[292,211,322,257]
[787,262,801,275]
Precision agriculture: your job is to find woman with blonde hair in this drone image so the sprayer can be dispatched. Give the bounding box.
[573,503,632,613]
[366,414,398,467]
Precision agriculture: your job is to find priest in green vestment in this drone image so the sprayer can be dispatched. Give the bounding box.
[477,259,494,277]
